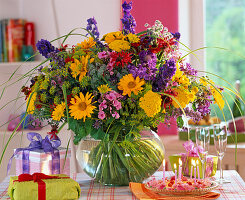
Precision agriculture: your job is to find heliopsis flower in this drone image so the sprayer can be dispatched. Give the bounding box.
[109,40,130,52]
[127,33,140,43]
[77,37,96,49]
[26,92,37,114]
[69,92,96,121]
[98,84,112,94]
[212,88,225,110]
[139,90,162,117]
[52,102,66,121]
[104,31,124,44]
[70,55,94,82]
[118,74,145,97]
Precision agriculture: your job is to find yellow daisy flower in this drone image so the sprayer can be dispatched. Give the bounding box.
[104,31,124,44]
[118,74,145,97]
[98,84,112,94]
[127,33,140,43]
[69,92,96,121]
[108,40,130,52]
[172,67,190,86]
[139,90,162,117]
[70,55,94,82]
[52,102,66,121]
[77,37,96,49]
[212,88,225,110]
[26,92,37,114]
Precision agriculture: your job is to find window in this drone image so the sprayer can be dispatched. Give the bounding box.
[205,0,245,119]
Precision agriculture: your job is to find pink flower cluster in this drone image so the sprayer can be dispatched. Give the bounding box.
[98,51,114,74]
[98,91,122,120]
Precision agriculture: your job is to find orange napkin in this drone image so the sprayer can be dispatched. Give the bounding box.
[129,182,220,200]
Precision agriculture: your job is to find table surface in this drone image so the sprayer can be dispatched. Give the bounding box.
[1,170,245,200]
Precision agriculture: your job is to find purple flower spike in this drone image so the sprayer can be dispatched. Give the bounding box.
[86,17,100,39]
[36,39,58,59]
[121,1,136,34]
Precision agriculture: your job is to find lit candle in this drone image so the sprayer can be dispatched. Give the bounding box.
[178,158,182,182]
[190,159,194,179]
[174,163,177,184]
[193,160,196,183]
[163,159,165,182]
[196,160,200,180]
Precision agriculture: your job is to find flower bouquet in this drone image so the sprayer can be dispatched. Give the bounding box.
[8,1,226,185]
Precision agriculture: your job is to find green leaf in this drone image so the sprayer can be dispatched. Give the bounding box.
[192,102,197,112]
[68,118,88,144]
[177,116,184,128]
[90,128,106,140]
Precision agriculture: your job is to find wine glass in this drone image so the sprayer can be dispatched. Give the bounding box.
[213,124,230,184]
[195,127,210,179]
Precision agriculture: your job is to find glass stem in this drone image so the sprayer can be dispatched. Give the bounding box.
[202,161,205,179]
[219,156,223,180]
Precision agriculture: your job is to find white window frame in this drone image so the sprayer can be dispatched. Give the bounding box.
[178,0,205,73]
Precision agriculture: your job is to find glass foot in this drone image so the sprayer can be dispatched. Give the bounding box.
[215,178,231,184]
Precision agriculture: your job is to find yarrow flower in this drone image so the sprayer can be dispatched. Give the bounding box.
[118,74,145,97]
[127,33,140,43]
[139,90,162,117]
[108,40,130,52]
[121,1,136,34]
[36,39,58,58]
[52,102,66,121]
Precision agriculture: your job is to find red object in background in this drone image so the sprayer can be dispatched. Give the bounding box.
[128,0,178,33]
[24,22,35,50]
[228,116,245,133]
[7,19,26,62]
[158,118,178,135]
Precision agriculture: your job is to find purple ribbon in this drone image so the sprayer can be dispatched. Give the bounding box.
[7,132,61,175]
[180,140,213,177]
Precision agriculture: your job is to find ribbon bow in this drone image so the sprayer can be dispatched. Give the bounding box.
[180,140,213,177]
[7,132,61,175]
[182,140,203,157]
[15,173,68,200]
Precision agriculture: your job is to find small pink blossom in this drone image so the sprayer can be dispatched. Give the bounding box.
[98,111,106,120]
[106,92,116,101]
[98,51,108,59]
[99,100,107,111]
[112,111,120,119]
[113,100,122,110]
[107,61,115,74]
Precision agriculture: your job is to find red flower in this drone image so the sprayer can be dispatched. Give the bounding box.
[65,57,74,63]
[150,38,176,54]
[110,51,131,68]
[59,44,68,51]
[162,89,177,109]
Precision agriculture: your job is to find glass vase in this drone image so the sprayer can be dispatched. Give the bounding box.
[76,128,165,186]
